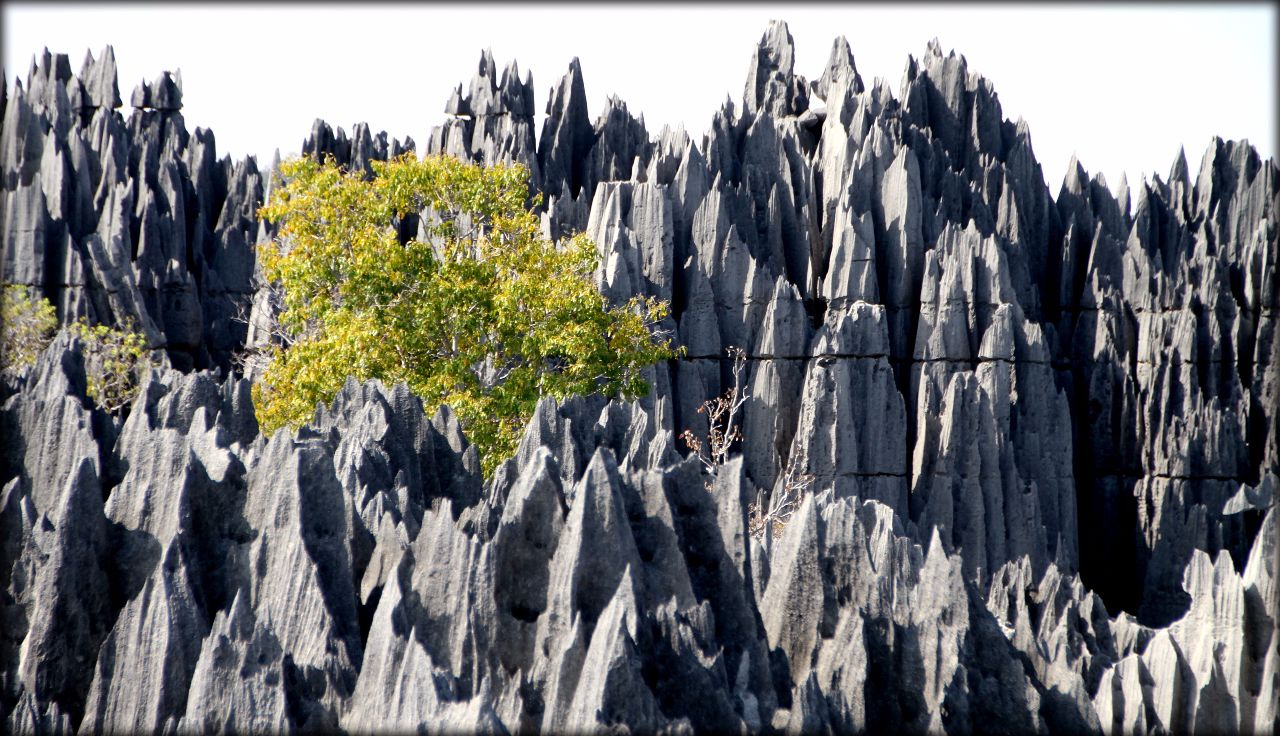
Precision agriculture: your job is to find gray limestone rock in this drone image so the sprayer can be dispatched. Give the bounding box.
[537,57,593,203]
[761,495,823,686]
[813,36,864,103]
[583,95,649,200]
[76,47,120,111]
[179,591,291,733]
[2,27,1276,735]
[744,20,809,120]
[789,302,908,514]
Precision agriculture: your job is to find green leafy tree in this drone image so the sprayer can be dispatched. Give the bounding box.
[253,153,675,474]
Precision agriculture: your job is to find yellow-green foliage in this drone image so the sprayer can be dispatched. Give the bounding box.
[254,153,675,474]
[2,285,151,413]
[70,318,151,414]
[1,285,58,371]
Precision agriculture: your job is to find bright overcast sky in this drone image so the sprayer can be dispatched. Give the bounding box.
[4,3,1275,195]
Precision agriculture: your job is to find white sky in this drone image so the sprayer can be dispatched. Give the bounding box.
[4,3,1275,196]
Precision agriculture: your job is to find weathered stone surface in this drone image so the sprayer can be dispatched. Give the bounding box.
[76,47,120,111]
[426,49,537,189]
[2,25,1276,734]
[744,20,809,119]
[789,301,909,514]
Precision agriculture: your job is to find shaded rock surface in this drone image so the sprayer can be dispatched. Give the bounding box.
[3,24,1277,734]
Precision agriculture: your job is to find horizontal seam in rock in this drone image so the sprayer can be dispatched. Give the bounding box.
[1088,471,1258,482]
[828,471,909,478]
[888,356,1051,366]
[912,356,1045,365]
[1084,357,1261,366]
[1061,305,1277,315]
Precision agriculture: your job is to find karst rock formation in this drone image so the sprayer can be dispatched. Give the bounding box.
[1,22,1277,734]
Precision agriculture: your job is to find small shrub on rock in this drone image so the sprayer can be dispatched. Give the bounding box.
[70,318,152,414]
[1,285,58,372]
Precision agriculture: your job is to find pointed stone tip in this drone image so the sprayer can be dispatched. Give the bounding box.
[815,34,861,99]
[617,562,637,597]
[575,446,618,496]
[1062,153,1088,192]
[926,525,947,560]
[476,48,497,78]
[756,19,796,60]
[1169,145,1190,183]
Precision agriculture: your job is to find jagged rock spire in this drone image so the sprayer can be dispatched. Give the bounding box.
[1,29,1276,734]
[743,19,809,118]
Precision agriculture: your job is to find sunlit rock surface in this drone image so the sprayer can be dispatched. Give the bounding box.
[2,21,1276,733]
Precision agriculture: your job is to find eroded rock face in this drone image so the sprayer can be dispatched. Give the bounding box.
[2,23,1276,734]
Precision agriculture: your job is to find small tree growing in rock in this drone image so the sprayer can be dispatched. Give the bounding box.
[750,460,812,540]
[679,345,813,539]
[679,346,749,473]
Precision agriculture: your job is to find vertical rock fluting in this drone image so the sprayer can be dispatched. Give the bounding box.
[1,23,1276,733]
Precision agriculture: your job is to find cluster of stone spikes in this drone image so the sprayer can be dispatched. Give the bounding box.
[1,21,1276,734]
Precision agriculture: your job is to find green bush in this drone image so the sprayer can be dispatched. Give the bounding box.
[1,285,58,371]
[1,285,152,413]
[70,318,152,414]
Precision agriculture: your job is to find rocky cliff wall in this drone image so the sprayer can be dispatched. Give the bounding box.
[1,22,1276,733]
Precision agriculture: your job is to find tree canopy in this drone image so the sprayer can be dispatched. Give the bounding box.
[253,153,674,474]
